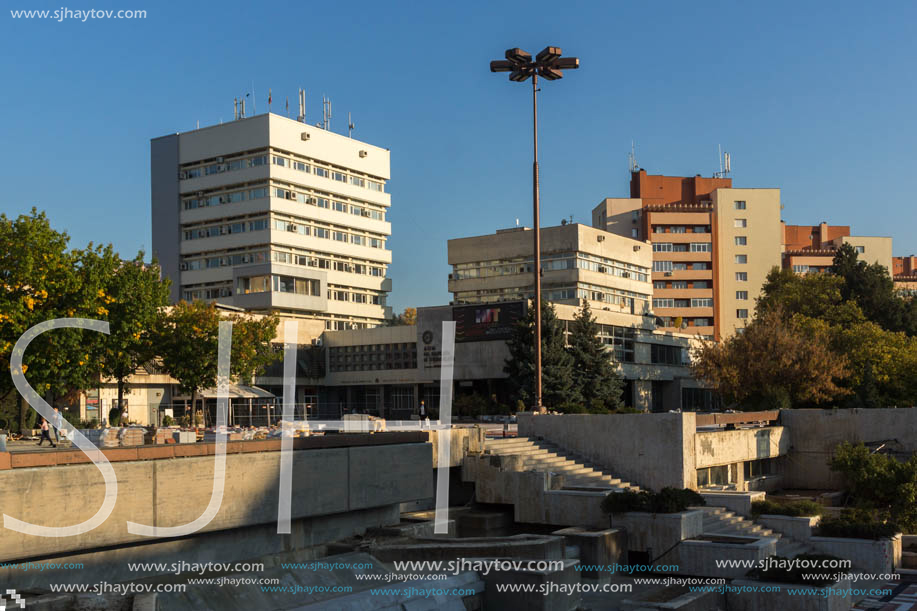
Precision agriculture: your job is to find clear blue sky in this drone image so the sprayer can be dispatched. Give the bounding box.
[2,0,915,313]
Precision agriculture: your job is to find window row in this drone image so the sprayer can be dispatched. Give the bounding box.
[272,187,385,220]
[653,280,710,289]
[183,218,269,240]
[653,261,712,272]
[270,217,385,248]
[652,242,712,253]
[271,154,384,192]
[453,253,649,283]
[651,343,686,365]
[652,298,713,309]
[653,225,710,234]
[271,250,385,276]
[179,151,386,194]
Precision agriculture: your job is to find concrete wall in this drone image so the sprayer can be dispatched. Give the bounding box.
[700,491,766,517]
[518,413,696,490]
[809,534,902,574]
[695,427,788,468]
[757,515,819,543]
[729,578,853,611]
[676,537,776,579]
[610,511,704,556]
[0,442,431,563]
[779,408,917,489]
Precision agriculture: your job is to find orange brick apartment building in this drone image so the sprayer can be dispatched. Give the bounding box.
[593,170,781,340]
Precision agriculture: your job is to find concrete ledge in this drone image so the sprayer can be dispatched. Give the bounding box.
[552,527,626,579]
[610,511,704,555]
[368,534,566,563]
[757,514,819,542]
[729,577,853,611]
[677,536,777,578]
[700,491,765,517]
[3,432,429,469]
[809,534,902,573]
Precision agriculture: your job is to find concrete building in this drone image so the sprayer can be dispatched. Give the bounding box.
[593,170,782,340]
[893,255,917,297]
[447,223,653,317]
[151,113,393,330]
[782,221,893,275]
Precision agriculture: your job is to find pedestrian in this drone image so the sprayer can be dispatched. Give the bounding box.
[37,418,56,448]
[419,400,425,418]
[52,407,62,444]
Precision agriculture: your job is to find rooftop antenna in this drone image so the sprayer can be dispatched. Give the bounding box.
[297,89,306,123]
[241,96,247,119]
[321,96,332,131]
[285,96,289,118]
[714,145,731,179]
[348,112,355,138]
[568,214,574,225]
[628,140,638,173]
[234,98,238,121]
[252,81,257,115]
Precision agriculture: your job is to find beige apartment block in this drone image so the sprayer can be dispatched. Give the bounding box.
[151,113,393,330]
[711,188,782,338]
[447,223,653,316]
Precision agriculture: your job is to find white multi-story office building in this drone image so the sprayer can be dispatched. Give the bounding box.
[151,113,393,329]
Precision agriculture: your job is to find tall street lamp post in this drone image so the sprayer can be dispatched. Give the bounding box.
[490,46,579,413]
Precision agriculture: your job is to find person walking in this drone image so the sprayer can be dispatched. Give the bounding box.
[37,418,56,448]
[52,407,62,444]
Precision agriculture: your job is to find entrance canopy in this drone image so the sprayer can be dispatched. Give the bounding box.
[182,385,275,400]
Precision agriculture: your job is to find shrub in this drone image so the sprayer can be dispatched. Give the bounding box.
[108,407,121,427]
[602,488,705,514]
[751,500,823,518]
[747,553,843,586]
[816,511,900,540]
[161,415,174,427]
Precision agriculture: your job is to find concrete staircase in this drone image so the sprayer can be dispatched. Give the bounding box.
[697,506,815,558]
[484,437,641,492]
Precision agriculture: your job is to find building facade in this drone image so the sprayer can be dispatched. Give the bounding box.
[782,222,893,275]
[893,255,917,297]
[151,113,393,330]
[447,223,653,317]
[593,170,782,340]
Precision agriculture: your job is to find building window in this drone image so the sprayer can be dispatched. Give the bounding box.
[653,281,666,289]
[631,228,638,238]
[694,226,709,233]
[653,298,675,308]
[691,298,713,307]
[654,260,674,272]
[693,281,710,288]
[734,219,747,228]
[651,343,685,365]
[735,236,747,246]
[735,255,747,264]
[736,291,748,300]
[653,243,674,252]
[690,242,712,252]
[734,201,746,210]
[671,226,686,233]
[736,309,749,319]
[855,245,865,254]
[792,265,810,273]
[672,281,688,289]
[693,318,711,327]
[736,272,747,281]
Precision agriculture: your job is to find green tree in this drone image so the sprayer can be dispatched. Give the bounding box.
[757,266,865,327]
[692,307,849,410]
[831,244,915,335]
[0,210,117,430]
[830,442,917,532]
[156,301,280,425]
[503,300,580,411]
[98,253,171,419]
[569,300,623,411]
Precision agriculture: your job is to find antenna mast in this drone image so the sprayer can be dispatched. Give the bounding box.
[297,89,306,123]
[348,112,355,138]
[321,96,332,130]
[714,145,732,179]
[627,140,639,173]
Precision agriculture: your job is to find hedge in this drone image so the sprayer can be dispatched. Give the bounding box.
[751,499,823,518]
[601,488,705,514]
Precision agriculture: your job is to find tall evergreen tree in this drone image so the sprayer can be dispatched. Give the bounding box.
[503,300,580,410]
[569,300,624,412]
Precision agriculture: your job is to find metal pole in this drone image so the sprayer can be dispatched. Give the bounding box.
[532,72,543,413]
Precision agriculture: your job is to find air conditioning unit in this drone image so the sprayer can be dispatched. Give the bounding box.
[308,197,317,204]
[597,266,606,273]
[622,272,630,278]
[220,226,228,235]
[597,235,605,242]
[301,132,310,141]
[362,210,371,217]
[241,254,251,263]
[359,150,368,158]
[664,271,673,277]
[288,224,298,232]
[178,171,187,180]
[286,191,295,200]
[179,262,188,271]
